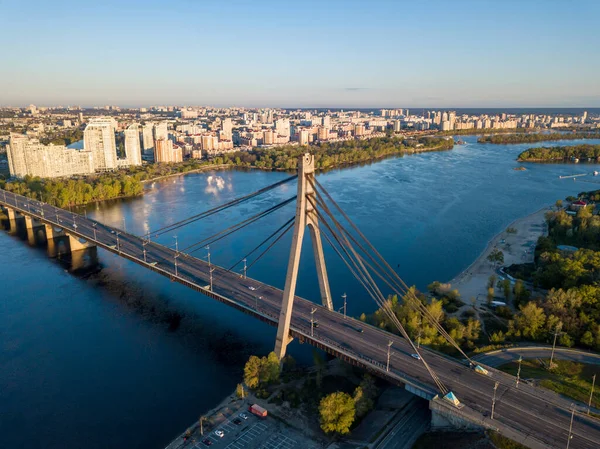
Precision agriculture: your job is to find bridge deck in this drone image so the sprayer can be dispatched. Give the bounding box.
[2,190,600,449]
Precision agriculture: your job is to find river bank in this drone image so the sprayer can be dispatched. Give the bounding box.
[446,206,550,307]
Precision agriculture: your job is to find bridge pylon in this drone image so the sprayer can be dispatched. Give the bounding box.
[274,153,333,360]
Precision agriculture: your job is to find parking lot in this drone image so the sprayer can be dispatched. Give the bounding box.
[186,409,320,449]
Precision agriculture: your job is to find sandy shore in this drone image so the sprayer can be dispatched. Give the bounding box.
[447,206,550,308]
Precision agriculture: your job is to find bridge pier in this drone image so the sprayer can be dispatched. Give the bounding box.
[24,215,44,245]
[4,206,18,235]
[44,224,96,258]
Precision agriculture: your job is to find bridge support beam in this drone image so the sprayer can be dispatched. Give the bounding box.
[274,154,333,360]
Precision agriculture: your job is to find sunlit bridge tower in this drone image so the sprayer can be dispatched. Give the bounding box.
[274,154,333,360]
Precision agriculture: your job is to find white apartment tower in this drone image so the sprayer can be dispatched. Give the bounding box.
[124,124,143,166]
[142,124,154,151]
[154,122,168,141]
[84,117,117,171]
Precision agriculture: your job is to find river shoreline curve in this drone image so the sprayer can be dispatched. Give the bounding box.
[446,205,550,306]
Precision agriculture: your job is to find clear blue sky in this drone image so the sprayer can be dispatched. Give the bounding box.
[2,0,599,108]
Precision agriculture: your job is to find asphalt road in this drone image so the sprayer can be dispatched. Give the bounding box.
[3,190,600,449]
[474,346,600,367]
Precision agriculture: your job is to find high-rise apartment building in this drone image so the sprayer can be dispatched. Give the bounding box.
[142,124,154,152]
[298,129,309,145]
[221,118,233,140]
[154,122,168,141]
[84,117,117,171]
[7,133,94,178]
[154,138,183,163]
[123,124,142,166]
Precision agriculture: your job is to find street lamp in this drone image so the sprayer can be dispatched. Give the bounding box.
[491,381,499,419]
[342,293,347,318]
[173,235,178,253]
[243,258,247,279]
[566,404,575,449]
[116,232,121,253]
[206,245,211,268]
[143,240,148,263]
[92,222,97,240]
[174,253,179,276]
[588,374,596,416]
[386,340,393,372]
[310,307,317,337]
[516,355,523,388]
[209,267,215,291]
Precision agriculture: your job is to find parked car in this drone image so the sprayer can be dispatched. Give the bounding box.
[214,430,224,438]
[202,438,212,446]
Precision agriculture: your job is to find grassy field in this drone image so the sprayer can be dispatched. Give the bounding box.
[498,359,599,407]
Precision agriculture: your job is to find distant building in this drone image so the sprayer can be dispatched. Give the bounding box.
[7,133,94,178]
[123,124,142,166]
[298,129,309,145]
[84,117,117,171]
[142,124,154,152]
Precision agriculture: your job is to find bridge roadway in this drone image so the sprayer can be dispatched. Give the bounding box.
[2,190,600,449]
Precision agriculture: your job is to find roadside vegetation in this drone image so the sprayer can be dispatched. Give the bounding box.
[359,287,481,355]
[498,359,598,407]
[241,351,379,436]
[517,144,600,162]
[478,132,600,144]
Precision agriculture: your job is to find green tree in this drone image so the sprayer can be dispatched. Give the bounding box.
[243,356,262,389]
[487,274,497,289]
[319,392,356,435]
[556,199,563,209]
[487,287,495,305]
[236,383,246,398]
[487,248,504,267]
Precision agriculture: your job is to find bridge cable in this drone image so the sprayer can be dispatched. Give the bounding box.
[147,175,297,238]
[317,210,448,394]
[182,196,296,255]
[312,179,473,364]
[246,221,295,272]
[314,189,473,365]
[313,191,469,362]
[228,216,295,272]
[310,198,448,394]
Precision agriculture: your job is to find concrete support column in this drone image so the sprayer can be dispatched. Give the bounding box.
[5,207,16,221]
[6,207,18,235]
[66,233,95,253]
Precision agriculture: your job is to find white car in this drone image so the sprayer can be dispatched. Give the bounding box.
[214,430,224,438]
[248,286,257,291]
[239,413,248,420]
[411,353,421,360]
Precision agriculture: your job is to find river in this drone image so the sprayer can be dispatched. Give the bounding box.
[2,135,600,449]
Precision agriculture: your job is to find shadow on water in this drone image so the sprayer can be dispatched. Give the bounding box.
[0,217,258,369]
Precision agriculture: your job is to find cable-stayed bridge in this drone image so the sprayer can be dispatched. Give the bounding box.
[1,154,599,449]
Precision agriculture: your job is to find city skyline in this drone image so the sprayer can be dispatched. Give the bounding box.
[2,0,600,108]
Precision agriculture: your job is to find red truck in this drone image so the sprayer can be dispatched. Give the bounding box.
[248,404,267,418]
